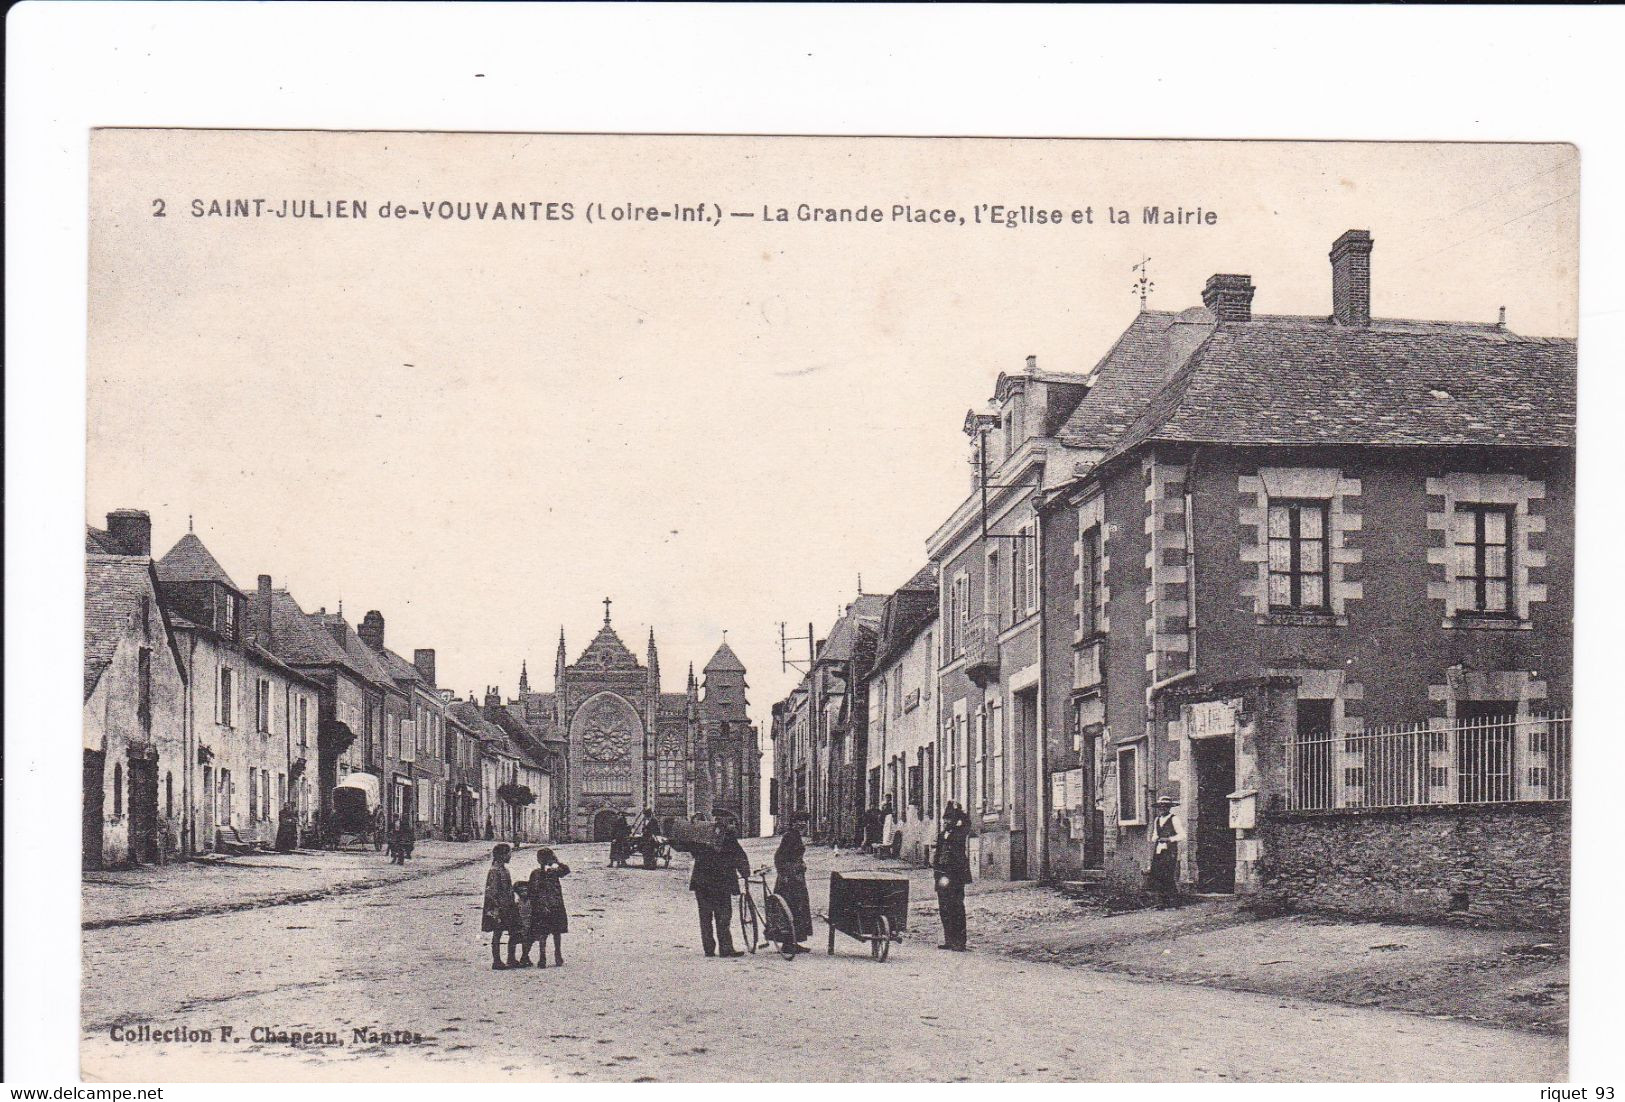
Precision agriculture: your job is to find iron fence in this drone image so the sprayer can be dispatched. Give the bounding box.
[1285,711,1570,811]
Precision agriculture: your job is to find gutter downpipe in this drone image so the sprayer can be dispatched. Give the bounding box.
[1033,476,1049,883]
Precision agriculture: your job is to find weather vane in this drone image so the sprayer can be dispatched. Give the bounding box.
[1132,255,1155,311]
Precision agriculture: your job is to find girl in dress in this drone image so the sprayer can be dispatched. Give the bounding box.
[482,843,520,969]
[526,847,572,968]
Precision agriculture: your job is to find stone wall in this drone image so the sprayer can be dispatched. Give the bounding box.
[1260,802,1569,931]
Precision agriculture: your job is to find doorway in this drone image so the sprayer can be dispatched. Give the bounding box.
[592,808,620,842]
[128,755,160,865]
[1192,737,1236,893]
[83,750,106,870]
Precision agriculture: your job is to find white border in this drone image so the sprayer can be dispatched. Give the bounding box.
[8,1,1625,1088]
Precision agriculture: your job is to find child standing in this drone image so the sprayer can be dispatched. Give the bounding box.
[525,847,572,968]
[482,843,521,970]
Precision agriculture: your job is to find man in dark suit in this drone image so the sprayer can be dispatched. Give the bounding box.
[933,802,972,951]
[678,816,751,957]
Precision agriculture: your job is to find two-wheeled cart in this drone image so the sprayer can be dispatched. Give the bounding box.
[823,871,908,962]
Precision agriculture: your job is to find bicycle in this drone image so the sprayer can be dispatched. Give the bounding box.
[739,866,799,959]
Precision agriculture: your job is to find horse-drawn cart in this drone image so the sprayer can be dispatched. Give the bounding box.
[824,871,908,961]
[330,773,383,850]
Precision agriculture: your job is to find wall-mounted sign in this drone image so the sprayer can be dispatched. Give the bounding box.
[1188,699,1238,740]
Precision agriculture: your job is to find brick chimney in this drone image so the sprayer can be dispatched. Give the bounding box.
[359,609,385,652]
[257,575,273,644]
[1201,274,1255,323]
[106,509,151,557]
[1330,229,1373,327]
[414,648,437,687]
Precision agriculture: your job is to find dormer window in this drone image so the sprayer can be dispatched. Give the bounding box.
[219,590,238,641]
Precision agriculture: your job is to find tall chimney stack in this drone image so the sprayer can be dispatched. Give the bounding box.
[359,610,386,652]
[257,575,273,645]
[106,509,151,557]
[1201,274,1255,323]
[1330,229,1373,327]
[414,648,437,687]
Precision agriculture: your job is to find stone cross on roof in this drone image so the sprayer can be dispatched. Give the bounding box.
[602,596,612,624]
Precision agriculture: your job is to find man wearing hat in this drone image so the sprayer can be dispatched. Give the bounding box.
[1149,794,1186,909]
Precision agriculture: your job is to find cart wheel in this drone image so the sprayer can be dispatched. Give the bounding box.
[738,892,760,954]
[871,915,892,962]
[766,895,797,960]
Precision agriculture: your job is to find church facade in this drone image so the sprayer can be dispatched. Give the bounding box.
[503,603,761,841]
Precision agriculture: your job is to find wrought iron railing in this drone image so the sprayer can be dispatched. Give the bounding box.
[1285,711,1570,811]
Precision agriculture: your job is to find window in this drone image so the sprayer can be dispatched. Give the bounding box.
[113,763,124,817]
[249,769,259,821]
[165,771,174,817]
[220,592,238,640]
[956,574,971,654]
[1268,501,1330,611]
[1453,505,1515,615]
[262,770,271,820]
[1080,524,1104,635]
[1116,744,1143,824]
[218,667,235,727]
[255,678,271,733]
[986,549,1002,629]
[137,647,153,735]
[975,708,989,811]
[1292,699,1335,809]
[298,696,309,746]
[923,744,935,817]
[992,701,1006,809]
[1022,525,1037,616]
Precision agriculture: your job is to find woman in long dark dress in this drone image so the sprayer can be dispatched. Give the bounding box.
[526,847,572,967]
[771,814,813,951]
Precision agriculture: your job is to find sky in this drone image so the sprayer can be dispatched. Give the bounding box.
[87,133,1578,719]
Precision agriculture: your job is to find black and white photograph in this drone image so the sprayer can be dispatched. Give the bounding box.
[6,4,1622,1091]
[71,130,1579,1083]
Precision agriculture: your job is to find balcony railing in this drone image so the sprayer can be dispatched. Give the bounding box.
[962,614,1001,684]
[1286,711,1570,811]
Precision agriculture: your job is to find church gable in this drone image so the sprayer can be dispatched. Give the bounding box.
[572,624,641,672]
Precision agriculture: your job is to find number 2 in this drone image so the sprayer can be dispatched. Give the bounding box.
[151,198,166,217]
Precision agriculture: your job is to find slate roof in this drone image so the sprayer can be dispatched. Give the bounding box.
[249,588,392,689]
[155,533,242,591]
[86,526,123,554]
[85,555,183,700]
[704,640,746,674]
[816,594,887,666]
[1100,317,1576,465]
[1059,310,1197,448]
[308,613,401,690]
[871,569,939,674]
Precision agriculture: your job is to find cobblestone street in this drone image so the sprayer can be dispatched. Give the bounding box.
[81,840,1565,1082]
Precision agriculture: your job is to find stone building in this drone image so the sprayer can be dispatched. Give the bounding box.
[928,358,1092,881]
[154,534,322,853]
[498,603,760,841]
[863,567,939,864]
[249,587,378,838]
[1036,230,1574,927]
[769,595,885,845]
[84,510,188,868]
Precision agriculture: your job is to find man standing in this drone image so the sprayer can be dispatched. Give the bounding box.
[1149,794,1185,909]
[933,803,971,951]
[678,817,751,957]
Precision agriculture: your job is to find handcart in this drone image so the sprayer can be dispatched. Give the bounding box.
[822,871,908,962]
